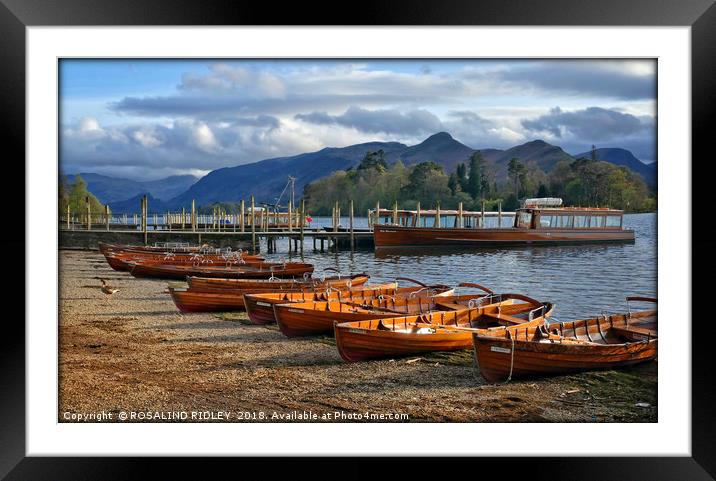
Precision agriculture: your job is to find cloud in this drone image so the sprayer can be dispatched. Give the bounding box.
[62,60,658,179]
[521,106,656,161]
[295,106,443,136]
[474,60,657,100]
[521,106,651,140]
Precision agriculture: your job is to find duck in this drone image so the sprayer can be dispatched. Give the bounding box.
[99,278,119,297]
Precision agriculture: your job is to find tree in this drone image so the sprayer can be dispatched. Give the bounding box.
[447,173,460,195]
[357,150,388,173]
[467,152,485,200]
[456,163,468,192]
[507,158,526,199]
[537,184,549,197]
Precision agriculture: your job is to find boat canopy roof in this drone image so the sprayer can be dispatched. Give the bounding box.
[518,206,624,215]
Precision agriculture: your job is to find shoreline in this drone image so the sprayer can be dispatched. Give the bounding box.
[59,249,657,423]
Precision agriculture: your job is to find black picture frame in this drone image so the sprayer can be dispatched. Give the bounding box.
[3,0,713,478]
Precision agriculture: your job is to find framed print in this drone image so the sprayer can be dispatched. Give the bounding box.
[4,0,714,478]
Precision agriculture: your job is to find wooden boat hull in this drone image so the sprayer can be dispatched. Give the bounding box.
[273,305,401,337]
[335,323,475,361]
[335,299,552,362]
[169,288,245,312]
[244,283,435,324]
[170,279,388,314]
[473,336,657,383]
[272,290,518,338]
[129,262,314,280]
[373,224,635,249]
[187,274,369,291]
[472,308,657,382]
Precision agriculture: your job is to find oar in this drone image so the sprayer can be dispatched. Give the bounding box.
[457,282,494,294]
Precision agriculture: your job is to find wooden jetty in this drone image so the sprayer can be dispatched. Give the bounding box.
[60,195,516,253]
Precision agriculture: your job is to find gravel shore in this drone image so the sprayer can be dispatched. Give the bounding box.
[59,249,657,423]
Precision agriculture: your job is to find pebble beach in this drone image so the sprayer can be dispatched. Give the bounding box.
[59,249,657,423]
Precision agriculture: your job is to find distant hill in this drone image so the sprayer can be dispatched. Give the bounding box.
[573,148,656,186]
[107,193,173,214]
[72,134,656,210]
[397,132,477,173]
[167,141,407,209]
[66,173,199,204]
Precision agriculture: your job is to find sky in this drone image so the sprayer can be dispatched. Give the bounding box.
[60,59,657,181]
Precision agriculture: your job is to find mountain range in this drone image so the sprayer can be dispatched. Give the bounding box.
[65,173,199,204]
[69,133,656,213]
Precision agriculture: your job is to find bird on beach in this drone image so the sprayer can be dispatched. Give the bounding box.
[99,278,119,297]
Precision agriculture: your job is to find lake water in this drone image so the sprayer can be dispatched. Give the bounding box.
[259,213,657,322]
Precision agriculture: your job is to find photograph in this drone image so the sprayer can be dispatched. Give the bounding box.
[57,57,659,424]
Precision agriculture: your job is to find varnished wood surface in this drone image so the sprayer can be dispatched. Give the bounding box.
[472,308,657,382]
[334,295,552,362]
[373,224,635,248]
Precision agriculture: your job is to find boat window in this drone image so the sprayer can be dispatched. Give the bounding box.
[517,211,532,228]
[606,215,622,227]
[539,215,554,227]
[590,216,605,228]
[574,216,587,228]
[558,215,574,228]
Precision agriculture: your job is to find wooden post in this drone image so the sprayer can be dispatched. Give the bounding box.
[251,195,256,254]
[240,200,245,233]
[66,204,70,230]
[191,200,196,232]
[300,199,305,255]
[498,201,502,228]
[86,196,91,230]
[288,200,293,232]
[349,199,355,249]
[375,201,380,227]
[332,205,336,233]
[143,195,148,245]
[434,203,441,228]
[105,205,110,231]
[416,202,421,227]
[393,201,398,225]
[181,207,185,230]
[458,202,464,228]
[168,212,171,232]
[481,200,485,228]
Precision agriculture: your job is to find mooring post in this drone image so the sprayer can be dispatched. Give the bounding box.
[349,199,355,250]
[66,204,70,230]
[375,201,380,227]
[300,199,305,255]
[435,202,441,228]
[416,202,421,227]
[240,200,245,233]
[498,201,502,227]
[251,195,256,254]
[481,200,485,228]
[288,200,293,232]
[393,201,398,225]
[143,194,148,245]
[86,196,91,231]
[191,200,196,232]
[458,202,464,228]
[105,205,110,231]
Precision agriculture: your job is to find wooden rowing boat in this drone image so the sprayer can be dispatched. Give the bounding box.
[273,284,496,338]
[186,269,367,292]
[128,260,314,280]
[334,294,552,362]
[471,297,657,383]
[103,250,264,272]
[244,279,456,324]
[169,274,375,313]
[99,241,239,255]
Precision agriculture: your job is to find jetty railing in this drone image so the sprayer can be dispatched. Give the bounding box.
[59,195,516,253]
